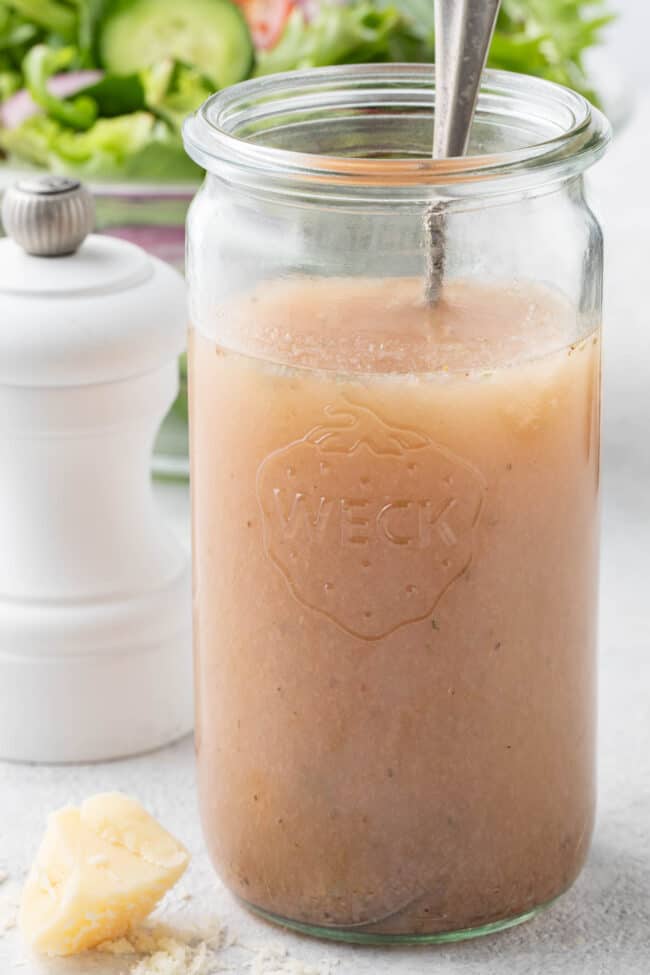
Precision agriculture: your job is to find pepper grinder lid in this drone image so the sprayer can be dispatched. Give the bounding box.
[1,175,95,256]
[0,176,186,387]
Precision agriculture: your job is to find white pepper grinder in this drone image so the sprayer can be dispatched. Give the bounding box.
[0,176,192,763]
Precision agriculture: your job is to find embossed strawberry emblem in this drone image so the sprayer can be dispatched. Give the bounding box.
[257,400,486,640]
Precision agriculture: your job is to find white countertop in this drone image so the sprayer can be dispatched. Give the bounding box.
[2,64,650,975]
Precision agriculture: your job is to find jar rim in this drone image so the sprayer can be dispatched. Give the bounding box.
[183,64,610,193]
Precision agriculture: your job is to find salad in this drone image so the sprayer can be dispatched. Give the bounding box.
[0,0,613,182]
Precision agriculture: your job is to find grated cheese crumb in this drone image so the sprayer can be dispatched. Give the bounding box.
[249,944,338,975]
[0,891,19,935]
[97,922,223,975]
[130,938,209,975]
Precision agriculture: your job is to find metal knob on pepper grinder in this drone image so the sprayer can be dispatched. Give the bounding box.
[2,176,95,256]
[0,177,192,763]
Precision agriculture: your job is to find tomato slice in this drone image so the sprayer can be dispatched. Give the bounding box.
[238,0,294,49]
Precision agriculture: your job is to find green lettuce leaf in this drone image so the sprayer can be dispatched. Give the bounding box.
[77,71,146,117]
[0,109,200,179]
[255,2,421,76]
[490,0,615,100]
[0,70,19,99]
[23,44,97,129]
[143,59,212,133]
[382,0,613,100]
[0,4,42,77]
[0,0,76,42]
[78,0,110,66]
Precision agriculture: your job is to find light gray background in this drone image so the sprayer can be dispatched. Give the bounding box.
[608,0,648,88]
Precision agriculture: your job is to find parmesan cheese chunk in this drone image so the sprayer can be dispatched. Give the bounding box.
[20,793,189,956]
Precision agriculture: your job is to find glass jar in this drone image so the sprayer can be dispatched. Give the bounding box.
[183,65,610,944]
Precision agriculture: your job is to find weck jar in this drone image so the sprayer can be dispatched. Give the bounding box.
[183,64,610,944]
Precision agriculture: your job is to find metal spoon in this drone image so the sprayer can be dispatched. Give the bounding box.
[425,0,501,303]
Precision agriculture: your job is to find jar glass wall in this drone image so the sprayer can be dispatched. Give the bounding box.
[184,65,610,944]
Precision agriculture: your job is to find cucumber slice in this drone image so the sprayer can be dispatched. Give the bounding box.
[98,0,253,89]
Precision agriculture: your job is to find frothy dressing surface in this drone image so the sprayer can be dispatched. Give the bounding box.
[199,276,585,376]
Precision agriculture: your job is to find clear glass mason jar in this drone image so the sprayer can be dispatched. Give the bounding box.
[183,65,610,944]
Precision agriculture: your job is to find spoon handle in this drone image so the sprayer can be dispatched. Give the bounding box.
[433,0,501,159]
